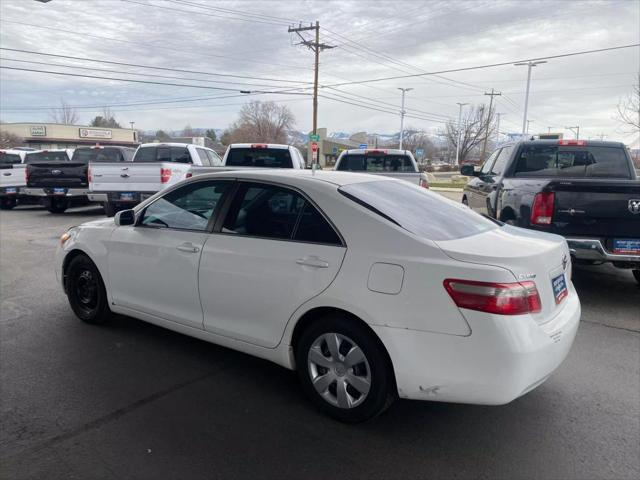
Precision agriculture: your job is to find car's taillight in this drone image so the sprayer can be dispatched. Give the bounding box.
[25,167,29,183]
[251,144,268,148]
[419,178,429,189]
[443,279,542,315]
[530,192,554,225]
[160,167,171,184]
[558,140,586,146]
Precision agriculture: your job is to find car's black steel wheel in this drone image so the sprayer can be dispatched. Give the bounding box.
[296,314,395,423]
[0,197,17,210]
[66,255,111,324]
[633,269,640,285]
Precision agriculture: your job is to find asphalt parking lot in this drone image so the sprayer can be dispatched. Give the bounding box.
[1,204,639,480]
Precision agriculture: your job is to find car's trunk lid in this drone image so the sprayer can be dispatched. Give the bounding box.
[435,225,572,323]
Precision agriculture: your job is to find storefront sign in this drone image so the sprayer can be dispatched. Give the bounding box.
[30,125,46,136]
[79,128,112,139]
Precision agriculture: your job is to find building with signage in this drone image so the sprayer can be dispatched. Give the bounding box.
[0,122,138,149]
[307,128,369,167]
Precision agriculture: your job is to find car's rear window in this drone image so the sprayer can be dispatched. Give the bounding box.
[25,151,69,163]
[513,145,632,178]
[339,180,497,241]
[336,154,415,172]
[226,148,293,168]
[0,152,22,165]
[72,148,124,163]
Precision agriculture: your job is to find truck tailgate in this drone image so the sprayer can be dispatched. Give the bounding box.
[90,163,161,192]
[27,162,87,188]
[0,165,25,188]
[550,179,640,238]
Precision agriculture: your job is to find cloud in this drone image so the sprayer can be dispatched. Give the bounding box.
[0,0,638,142]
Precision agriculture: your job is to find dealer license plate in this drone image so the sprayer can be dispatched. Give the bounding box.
[613,238,640,255]
[5,187,17,194]
[551,273,568,305]
[52,188,66,195]
[119,192,136,202]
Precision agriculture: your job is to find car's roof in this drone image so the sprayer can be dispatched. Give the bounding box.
[25,149,70,153]
[196,169,387,187]
[508,139,626,148]
[139,142,206,149]
[228,143,291,150]
[342,148,412,155]
[0,149,27,154]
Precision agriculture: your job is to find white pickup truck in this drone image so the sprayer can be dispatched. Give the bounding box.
[0,149,27,209]
[221,143,306,169]
[334,148,429,188]
[88,143,223,216]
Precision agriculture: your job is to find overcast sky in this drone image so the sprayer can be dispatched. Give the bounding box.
[0,0,638,143]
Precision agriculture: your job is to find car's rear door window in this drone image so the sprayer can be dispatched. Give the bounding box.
[225,148,293,168]
[336,153,415,172]
[339,180,497,241]
[513,145,632,178]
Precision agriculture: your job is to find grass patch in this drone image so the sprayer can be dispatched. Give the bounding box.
[429,182,467,189]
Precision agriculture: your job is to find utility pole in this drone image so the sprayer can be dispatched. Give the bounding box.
[398,87,413,150]
[566,125,580,139]
[514,60,546,136]
[455,102,468,166]
[547,126,553,133]
[288,21,335,138]
[480,88,501,160]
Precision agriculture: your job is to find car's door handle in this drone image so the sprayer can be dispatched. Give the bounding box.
[120,173,130,178]
[296,256,329,268]
[94,174,103,177]
[176,242,200,253]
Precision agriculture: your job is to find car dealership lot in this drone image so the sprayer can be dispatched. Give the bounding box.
[1,205,639,479]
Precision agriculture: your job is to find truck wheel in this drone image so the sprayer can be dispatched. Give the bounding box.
[103,202,117,217]
[0,197,17,210]
[633,270,640,285]
[47,198,68,214]
[462,196,468,206]
[295,314,395,423]
[66,254,111,324]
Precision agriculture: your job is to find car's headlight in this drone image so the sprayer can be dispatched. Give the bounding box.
[60,227,77,246]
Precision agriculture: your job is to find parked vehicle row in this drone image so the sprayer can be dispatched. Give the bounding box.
[461,139,640,284]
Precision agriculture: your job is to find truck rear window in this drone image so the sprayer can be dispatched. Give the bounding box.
[226,148,292,168]
[513,145,632,178]
[25,151,69,163]
[337,154,415,172]
[0,153,22,165]
[72,148,124,163]
[339,180,497,241]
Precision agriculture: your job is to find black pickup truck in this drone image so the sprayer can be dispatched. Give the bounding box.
[25,146,134,213]
[461,139,640,284]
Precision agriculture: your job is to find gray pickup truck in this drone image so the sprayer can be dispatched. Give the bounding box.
[334,149,429,188]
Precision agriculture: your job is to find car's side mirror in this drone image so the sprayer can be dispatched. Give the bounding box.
[114,209,135,226]
[460,164,476,176]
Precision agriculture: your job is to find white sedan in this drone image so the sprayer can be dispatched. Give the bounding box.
[56,170,580,423]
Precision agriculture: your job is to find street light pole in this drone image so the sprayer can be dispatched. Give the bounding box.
[565,125,580,139]
[526,119,533,134]
[514,60,546,136]
[455,102,468,166]
[398,88,413,150]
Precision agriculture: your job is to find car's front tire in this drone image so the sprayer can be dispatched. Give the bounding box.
[633,269,640,285]
[295,314,395,423]
[66,255,111,324]
[0,197,17,210]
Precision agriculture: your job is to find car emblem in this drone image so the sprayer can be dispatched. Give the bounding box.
[629,199,640,215]
[51,169,62,175]
[562,254,568,271]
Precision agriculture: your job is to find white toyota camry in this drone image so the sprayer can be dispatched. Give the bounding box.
[56,170,580,422]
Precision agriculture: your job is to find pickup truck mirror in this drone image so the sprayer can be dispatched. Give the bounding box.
[114,209,135,226]
[460,164,476,176]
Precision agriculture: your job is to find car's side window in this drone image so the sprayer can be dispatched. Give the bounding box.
[490,146,512,176]
[221,183,341,245]
[134,147,156,162]
[206,149,222,166]
[480,149,500,175]
[141,181,231,231]
[196,148,210,166]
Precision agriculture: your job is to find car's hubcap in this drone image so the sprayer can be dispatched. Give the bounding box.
[76,269,97,309]
[307,333,371,409]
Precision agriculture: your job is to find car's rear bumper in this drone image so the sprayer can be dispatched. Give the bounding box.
[373,288,580,404]
[87,192,155,203]
[23,188,89,197]
[567,237,640,264]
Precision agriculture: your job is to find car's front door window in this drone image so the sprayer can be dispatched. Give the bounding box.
[141,181,231,231]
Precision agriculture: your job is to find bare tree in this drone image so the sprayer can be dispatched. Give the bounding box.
[0,130,23,149]
[49,98,79,125]
[226,101,295,144]
[396,128,435,159]
[445,104,495,163]
[181,124,195,137]
[615,74,640,133]
[90,107,121,128]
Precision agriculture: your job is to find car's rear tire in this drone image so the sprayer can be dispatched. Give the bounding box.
[46,198,68,214]
[633,269,640,285]
[66,255,111,324]
[0,197,17,210]
[462,196,468,206]
[103,201,117,217]
[295,314,395,423]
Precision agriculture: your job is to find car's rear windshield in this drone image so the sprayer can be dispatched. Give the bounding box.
[0,152,22,165]
[226,148,293,168]
[336,153,416,172]
[72,148,124,163]
[339,180,497,241]
[513,145,632,178]
[24,151,69,163]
